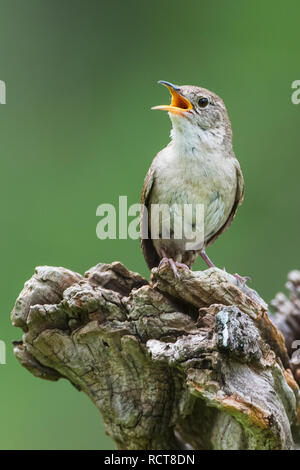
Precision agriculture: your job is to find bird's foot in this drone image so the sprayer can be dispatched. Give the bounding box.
[199,250,250,286]
[233,273,251,286]
[175,262,190,271]
[159,257,185,279]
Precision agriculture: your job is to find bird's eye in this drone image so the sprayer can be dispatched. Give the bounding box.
[198,97,208,108]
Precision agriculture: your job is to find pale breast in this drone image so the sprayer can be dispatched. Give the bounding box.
[149,145,237,244]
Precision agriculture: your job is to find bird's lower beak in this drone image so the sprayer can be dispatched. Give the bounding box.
[152,81,192,115]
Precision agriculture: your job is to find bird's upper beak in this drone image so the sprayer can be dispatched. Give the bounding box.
[151,81,192,115]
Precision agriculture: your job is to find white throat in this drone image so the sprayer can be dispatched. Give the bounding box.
[170,114,226,158]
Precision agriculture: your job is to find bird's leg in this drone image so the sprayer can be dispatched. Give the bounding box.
[200,250,250,286]
[199,249,215,268]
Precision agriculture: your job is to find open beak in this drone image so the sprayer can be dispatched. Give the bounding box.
[151,81,193,115]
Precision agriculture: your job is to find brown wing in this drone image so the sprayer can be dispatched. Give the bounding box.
[206,158,245,247]
[140,165,161,269]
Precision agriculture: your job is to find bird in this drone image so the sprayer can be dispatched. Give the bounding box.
[140,80,245,282]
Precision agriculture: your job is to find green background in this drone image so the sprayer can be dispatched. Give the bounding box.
[1,0,299,449]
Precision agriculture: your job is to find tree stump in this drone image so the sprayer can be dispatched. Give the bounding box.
[11,261,300,450]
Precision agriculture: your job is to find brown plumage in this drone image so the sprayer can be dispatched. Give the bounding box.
[140,81,244,275]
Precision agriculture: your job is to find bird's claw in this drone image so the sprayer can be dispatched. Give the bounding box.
[233,273,251,286]
[158,258,189,279]
[175,262,190,271]
[159,257,169,268]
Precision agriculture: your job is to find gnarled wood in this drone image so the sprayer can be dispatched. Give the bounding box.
[272,270,300,384]
[11,262,300,449]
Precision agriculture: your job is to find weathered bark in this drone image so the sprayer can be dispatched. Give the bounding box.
[11,262,300,450]
[272,271,300,383]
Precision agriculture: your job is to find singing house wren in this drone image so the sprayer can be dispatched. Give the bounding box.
[140,81,245,280]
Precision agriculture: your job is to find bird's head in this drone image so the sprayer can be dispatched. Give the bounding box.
[152,81,232,145]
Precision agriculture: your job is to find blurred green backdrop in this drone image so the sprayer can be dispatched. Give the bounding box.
[1,0,300,449]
